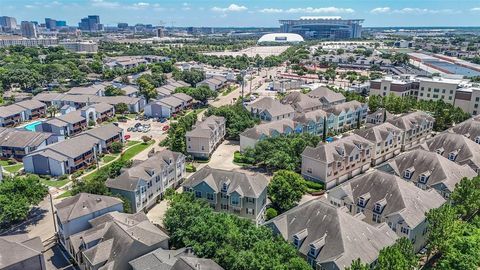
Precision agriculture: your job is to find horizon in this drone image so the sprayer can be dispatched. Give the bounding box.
[2,0,480,28]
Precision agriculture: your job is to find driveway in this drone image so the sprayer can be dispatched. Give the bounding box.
[118,117,168,142]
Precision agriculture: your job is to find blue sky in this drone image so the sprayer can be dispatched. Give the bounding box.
[2,0,480,27]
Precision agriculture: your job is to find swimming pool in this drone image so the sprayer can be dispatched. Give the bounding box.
[23,121,42,132]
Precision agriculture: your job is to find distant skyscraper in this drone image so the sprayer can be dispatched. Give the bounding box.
[156,27,165,38]
[0,16,18,30]
[45,18,57,30]
[117,23,128,29]
[56,21,67,27]
[78,15,103,32]
[20,21,37,38]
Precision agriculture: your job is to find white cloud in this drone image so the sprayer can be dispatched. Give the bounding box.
[370,7,391,14]
[470,7,480,12]
[211,4,247,12]
[371,6,459,15]
[259,7,354,14]
[91,0,120,8]
[181,2,191,11]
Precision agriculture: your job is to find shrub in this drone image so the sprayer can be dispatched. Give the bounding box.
[305,181,324,191]
[141,136,152,143]
[265,208,278,221]
[110,141,123,154]
[186,163,196,173]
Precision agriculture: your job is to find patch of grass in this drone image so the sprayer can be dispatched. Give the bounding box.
[56,190,72,199]
[121,140,155,161]
[221,86,236,96]
[126,140,141,147]
[40,178,70,188]
[4,164,23,173]
[102,155,117,163]
[0,160,10,166]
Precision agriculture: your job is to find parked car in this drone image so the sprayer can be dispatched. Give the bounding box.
[137,126,144,132]
[162,125,170,131]
[124,135,131,140]
[159,118,167,123]
[134,122,142,128]
[127,127,133,132]
[132,127,138,132]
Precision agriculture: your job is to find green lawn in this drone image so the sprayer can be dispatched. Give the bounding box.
[121,140,155,161]
[40,179,70,188]
[0,160,11,166]
[126,140,141,147]
[102,155,117,163]
[4,164,23,173]
[56,190,72,199]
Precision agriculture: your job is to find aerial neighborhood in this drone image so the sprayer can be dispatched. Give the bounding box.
[1,7,480,270]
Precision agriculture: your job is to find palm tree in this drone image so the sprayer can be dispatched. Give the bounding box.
[47,105,58,118]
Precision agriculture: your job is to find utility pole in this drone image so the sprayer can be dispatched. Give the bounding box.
[241,69,246,103]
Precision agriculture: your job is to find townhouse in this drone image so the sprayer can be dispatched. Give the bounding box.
[328,170,445,252]
[0,234,46,270]
[378,149,477,199]
[387,111,435,150]
[67,211,169,270]
[307,86,346,108]
[301,134,373,190]
[265,199,397,270]
[450,117,480,144]
[419,132,480,173]
[155,79,190,98]
[66,85,104,96]
[54,193,124,253]
[183,166,269,224]
[0,127,60,159]
[24,124,123,176]
[36,111,87,137]
[144,93,193,118]
[246,97,295,122]
[354,122,403,165]
[196,75,228,91]
[129,248,224,270]
[106,149,186,213]
[281,92,323,112]
[186,115,226,158]
[366,108,393,125]
[325,101,368,132]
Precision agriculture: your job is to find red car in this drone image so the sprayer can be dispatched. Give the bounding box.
[162,125,170,131]
[124,135,131,140]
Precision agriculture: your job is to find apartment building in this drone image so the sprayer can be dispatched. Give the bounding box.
[281,92,323,112]
[106,150,186,213]
[54,193,123,253]
[450,117,480,144]
[183,166,269,224]
[144,93,193,118]
[328,170,445,252]
[15,99,47,120]
[0,235,46,270]
[307,86,346,108]
[82,102,115,123]
[378,149,477,199]
[36,111,87,137]
[67,211,169,270]
[366,108,393,125]
[196,75,228,91]
[387,111,434,150]
[186,116,226,158]
[24,124,123,176]
[265,199,397,270]
[0,104,27,127]
[354,122,403,165]
[326,101,368,132]
[0,127,60,159]
[301,134,373,190]
[419,132,480,173]
[129,248,224,270]
[66,85,105,96]
[454,86,480,115]
[246,97,295,122]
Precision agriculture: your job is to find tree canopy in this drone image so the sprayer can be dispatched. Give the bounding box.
[174,85,217,103]
[206,102,259,140]
[268,170,306,213]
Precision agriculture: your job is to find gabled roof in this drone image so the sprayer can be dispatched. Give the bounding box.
[183,166,268,198]
[247,97,295,118]
[330,170,445,228]
[55,193,123,223]
[387,111,434,131]
[15,99,46,110]
[382,149,477,192]
[327,100,365,115]
[0,104,25,118]
[27,133,99,160]
[307,87,345,104]
[186,115,225,138]
[106,150,185,191]
[451,118,480,143]
[265,199,397,269]
[82,123,122,141]
[281,92,322,112]
[0,235,43,269]
[293,108,328,124]
[240,118,295,140]
[0,127,55,148]
[354,122,402,143]
[302,134,373,163]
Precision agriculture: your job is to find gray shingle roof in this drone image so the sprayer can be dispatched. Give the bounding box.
[265,199,397,269]
[354,122,402,143]
[0,104,25,118]
[55,193,123,223]
[106,150,184,191]
[183,165,268,198]
[387,111,434,131]
[281,92,322,112]
[329,170,445,227]
[0,235,43,269]
[307,87,345,104]
[185,115,225,138]
[302,134,373,163]
[451,118,480,143]
[83,123,122,141]
[0,127,54,148]
[247,97,295,118]
[327,100,365,115]
[240,118,295,140]
[15,99,46,110]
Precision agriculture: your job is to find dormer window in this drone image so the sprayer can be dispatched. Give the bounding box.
[404,167,414,179]
[308,236,326,258]
[419,171,431,184]
[475,136,480,144]
[358,192,371,207]
[436,147,444,155]
[293,229,308,248]
[448,151,458,161]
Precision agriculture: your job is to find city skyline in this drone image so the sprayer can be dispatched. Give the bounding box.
[2,0,480,28]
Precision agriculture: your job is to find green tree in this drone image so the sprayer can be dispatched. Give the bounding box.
[268,170,306,213]
[345,259,370,270]
[174,85,218,103]
[376,237,417,270]
[137,77,157,102]
[451,176,480,220]
[115,103,129,114]
[47,105,58,118]
[206,102,259,140]
[104,85,125,96]
[426,205,461,257]
[110,141,123,154]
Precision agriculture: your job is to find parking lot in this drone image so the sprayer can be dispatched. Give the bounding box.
[118,117,170,142]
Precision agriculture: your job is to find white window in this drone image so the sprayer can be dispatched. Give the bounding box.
[401,227,409,235]
[372,213,381,223]
[420,174,428,183]
[246,208,255,215]
[195,191,202,198]
[231,197,239,205]
[222,183,228,192]
[475,136,480,144]
[448,152,457,161]
[207,193,214,201]
[374,203,382,213]
[404,170,412,179]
